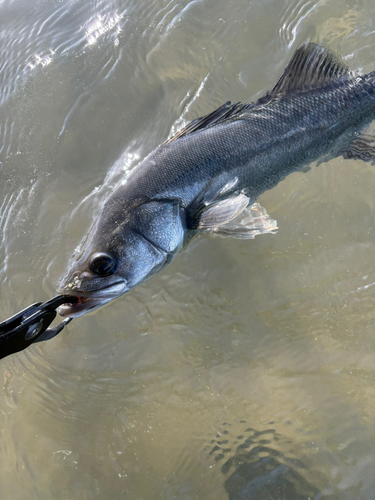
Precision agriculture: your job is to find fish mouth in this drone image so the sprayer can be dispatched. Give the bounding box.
[57,281,127,318]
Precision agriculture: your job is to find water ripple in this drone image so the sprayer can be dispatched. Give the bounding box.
[0,1,127,107]
[0,192,15,278]
[2,1,375,498]
[0,118,14,159]
[278,0,319,47]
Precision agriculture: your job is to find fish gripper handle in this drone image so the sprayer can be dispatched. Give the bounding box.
[0,295,78,360]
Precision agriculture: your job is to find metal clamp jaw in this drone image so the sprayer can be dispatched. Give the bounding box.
[0,295,78,360]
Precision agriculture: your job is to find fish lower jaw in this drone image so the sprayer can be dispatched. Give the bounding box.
[56,281,127,317]
[57,296,114,318]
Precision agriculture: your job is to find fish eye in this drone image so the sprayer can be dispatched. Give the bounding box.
[89,252,117,276]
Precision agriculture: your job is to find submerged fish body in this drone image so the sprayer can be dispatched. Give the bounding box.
[58,43,375,317]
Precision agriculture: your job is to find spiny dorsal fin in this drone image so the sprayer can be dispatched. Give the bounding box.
[267,42,351,97]
[164,101,251,145]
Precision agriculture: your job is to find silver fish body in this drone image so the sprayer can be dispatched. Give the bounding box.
[58,43,375,317]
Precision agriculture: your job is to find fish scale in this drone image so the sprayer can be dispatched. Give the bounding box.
[57,43,375,317]
[115,78,374,210]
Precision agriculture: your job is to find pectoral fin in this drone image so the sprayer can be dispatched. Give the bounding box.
[209,203,278,239]
[198,193,250,229]
[338,132,375,164]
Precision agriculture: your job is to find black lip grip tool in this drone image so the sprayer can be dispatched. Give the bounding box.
[0,295,78,360]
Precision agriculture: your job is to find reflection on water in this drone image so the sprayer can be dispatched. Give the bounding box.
[2,0,375,498]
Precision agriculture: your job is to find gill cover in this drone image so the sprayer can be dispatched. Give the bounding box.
[130,200,185,253]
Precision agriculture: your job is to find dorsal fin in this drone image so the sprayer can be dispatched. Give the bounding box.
[164,101,251,145]
[267,42,351,97]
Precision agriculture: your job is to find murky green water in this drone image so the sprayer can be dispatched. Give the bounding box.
[2,0,375,498]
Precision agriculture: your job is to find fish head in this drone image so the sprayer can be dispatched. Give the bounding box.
[57,199,186,317]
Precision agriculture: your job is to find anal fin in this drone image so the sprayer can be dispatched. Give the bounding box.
[208,203,278,240]
[338,132,375,164]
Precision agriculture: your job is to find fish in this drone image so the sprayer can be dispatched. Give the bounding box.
[57,42,375,317]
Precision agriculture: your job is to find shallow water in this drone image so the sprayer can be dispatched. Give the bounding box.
[2,0,375,498]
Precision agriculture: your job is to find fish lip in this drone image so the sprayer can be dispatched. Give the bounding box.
[57,296,113,318]
[56,281,127,318]
[56,280,127,299]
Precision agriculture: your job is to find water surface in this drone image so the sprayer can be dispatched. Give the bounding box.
[1,0,375,498]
